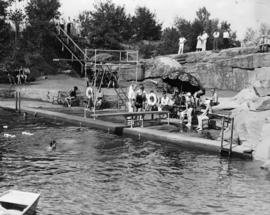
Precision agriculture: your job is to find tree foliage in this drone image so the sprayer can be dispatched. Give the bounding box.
[132,6,162,41]
[171,7,239,53]
[0,0,10,58]
[157,27,180,55]
[25,0,60,51]
[243,23,270,47]
[81,0,132,49]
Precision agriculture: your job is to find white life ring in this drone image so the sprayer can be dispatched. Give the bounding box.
[86,87,93,99]
[147,93,157,106]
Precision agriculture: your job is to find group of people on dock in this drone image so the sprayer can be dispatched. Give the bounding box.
[127,84,218,131]
[178,29,230,54]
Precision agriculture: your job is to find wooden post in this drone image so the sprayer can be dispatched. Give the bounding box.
[229,117,234,156]
[220,116,225,151]
[167,112,170,125]
[18,92,21,113]
[84,108,86,118]
[15,92,18,111]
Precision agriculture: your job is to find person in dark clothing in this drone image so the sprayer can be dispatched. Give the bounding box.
[65,86,79,107]
[135,85,146,112]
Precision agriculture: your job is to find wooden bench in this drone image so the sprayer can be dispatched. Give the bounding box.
[84,110,170,128]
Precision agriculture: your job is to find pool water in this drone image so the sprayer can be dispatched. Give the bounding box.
[0,109,270,215]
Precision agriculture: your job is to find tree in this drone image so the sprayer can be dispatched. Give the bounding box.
[175,17,194,51]
[157,27,180,55]
[132,6,162,41]
[172,7,239,53]
[80,0,132,49]
[8,8,25,47]
[242,23,270,47]
[25,0,60,52]
[0,0,10,58]
[195,6,210,27]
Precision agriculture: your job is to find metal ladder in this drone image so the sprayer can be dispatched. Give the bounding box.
[114,87,128,111]
[220,116,234,157]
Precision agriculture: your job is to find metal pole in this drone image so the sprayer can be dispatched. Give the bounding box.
[229,117,234,156]
[136,51,139,83]
[84,49,87,78]
[220,116,225,151]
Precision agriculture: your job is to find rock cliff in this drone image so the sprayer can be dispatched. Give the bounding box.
[140,46,270,92]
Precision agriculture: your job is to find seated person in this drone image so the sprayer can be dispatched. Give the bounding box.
[210,88,219,106]
[179,92,194,128]
[96,88,104,110]
[134,85,147,112]
[7,72,16,85]
[172,90,181,106]
[65,86,79,107]
[196,99,212,131]
[159,90,171,111]
[146,90,158,111]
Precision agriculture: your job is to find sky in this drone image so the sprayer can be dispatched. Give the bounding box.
[15,0,270,40]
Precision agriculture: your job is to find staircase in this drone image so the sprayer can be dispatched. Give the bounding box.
[55,26,88,76]
[174,54,187,65]
[114,87,128,111]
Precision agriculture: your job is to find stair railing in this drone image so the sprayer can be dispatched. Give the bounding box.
[55,36,84,75]
[56,25,87,60]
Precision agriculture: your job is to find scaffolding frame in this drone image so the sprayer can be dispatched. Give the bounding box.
[84,48,140,119]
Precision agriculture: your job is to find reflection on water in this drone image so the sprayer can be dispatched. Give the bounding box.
[0,109,270,215]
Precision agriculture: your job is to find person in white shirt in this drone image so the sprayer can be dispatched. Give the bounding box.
[213,30,220,50]
[196,34,202,51]
[86,82,93,110]
[201,31,209,51]
[210,88,219,106]
[159,90,170,111]
[223,30,230,49]
[196,99,212,131]
[127,83,136,112]
[179,92,194,128]
[178,36,187,55]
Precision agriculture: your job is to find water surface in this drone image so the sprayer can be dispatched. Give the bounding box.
[0,109,270,215]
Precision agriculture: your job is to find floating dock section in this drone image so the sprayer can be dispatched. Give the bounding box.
[0,103,252,159]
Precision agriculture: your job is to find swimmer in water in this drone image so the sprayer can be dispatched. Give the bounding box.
[49,140,57,151]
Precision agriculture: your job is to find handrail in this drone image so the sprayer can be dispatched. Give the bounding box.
[56,36,84,70]
[56,25,88,60]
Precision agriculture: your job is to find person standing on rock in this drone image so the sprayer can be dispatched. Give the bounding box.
[178,36,187,55]
[223,30,230,49]
[201,31,209,51]
[196,34,202,51]
[213,30,220,50]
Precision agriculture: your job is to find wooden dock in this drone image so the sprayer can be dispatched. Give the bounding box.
[0,101,252,159]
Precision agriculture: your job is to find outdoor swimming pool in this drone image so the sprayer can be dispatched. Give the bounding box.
[0,109,270,215]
